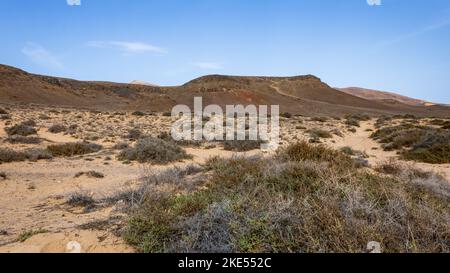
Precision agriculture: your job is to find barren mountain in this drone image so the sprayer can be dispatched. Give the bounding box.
[1,64,449,117]
[337,87,431,106]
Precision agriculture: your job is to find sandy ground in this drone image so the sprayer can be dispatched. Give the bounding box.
[333,120,450,180]
[0,107,448,252]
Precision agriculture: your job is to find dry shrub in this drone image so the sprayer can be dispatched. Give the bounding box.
[223,140,263,152]
[47,142,102,157]
[123,142,449,253]
[118,137,191,164]
[0,148,52,163]
[307,128,332,139]
[5,135,42,144]
[5,124,37,136]
[48,124,67,134]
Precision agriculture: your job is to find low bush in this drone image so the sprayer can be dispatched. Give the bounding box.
[47,142,102,157]
[5,124,37,136]
[5,136,42,144]
[402,131,450,164]
[307,128,332,139]
[311,116,328,122]
[372,124,449,164]
[223,140,264,152]
[118,137,191,164]
[124,141,449,253]
[0,148,52,163]
[48,124,67,134]
[74,171,105,179]
[132,111,146,116]
[280,112,292,119]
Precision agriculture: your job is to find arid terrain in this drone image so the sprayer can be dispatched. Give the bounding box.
[0,65,449,253]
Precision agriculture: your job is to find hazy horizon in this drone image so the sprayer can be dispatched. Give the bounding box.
[1,0,449,103]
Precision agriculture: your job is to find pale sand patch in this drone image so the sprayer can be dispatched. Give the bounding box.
[0,230,133,253]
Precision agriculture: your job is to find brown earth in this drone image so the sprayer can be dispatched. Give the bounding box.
[1,64,449,117]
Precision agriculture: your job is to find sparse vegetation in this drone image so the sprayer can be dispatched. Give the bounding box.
[223,140,264,152]
[5,123,37,136]
[5,135,42,144]
[17,229,49,242]
[280,112,292,119]
[118,137,191,164]
[74,171,105,179]
[66,192,96,209]
[0,148,52,163]
[132,111,146,116]
[126,129,142,140]
[47,142,102,157]
[48,124,67,134]
[311,116,328,122]
[123,141,449,253]
[371,124,450,164]
[307,128,332,139]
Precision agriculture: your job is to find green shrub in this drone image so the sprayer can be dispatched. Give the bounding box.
[124,142,449,253]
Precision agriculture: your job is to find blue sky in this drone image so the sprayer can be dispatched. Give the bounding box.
[0,0,449,103]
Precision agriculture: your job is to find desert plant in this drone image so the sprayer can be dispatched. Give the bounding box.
[47,142,102,157]
[126,129,142,140]
[66,192,96,209]
[74,171,105,179]
[48,124,67,134]
[5,136,42,144]
[0,148,51,163]
[132,111,146,116]
[118,137,191,164]
[280,112,292,119]
[311,116,328,122]
[124,142,450,253]
[5,124,37,136]
[307,128,332,139]
[17,229,49,242]
[223,140,264,152]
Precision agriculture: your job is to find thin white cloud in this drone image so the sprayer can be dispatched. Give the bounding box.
[66,0,81,6]
[367,0,381,6]
[193,62,223,70]
[21,43,64,69]
[87,41,167,54]
[374,19,450,48]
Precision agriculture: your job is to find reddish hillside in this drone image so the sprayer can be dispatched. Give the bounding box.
[336,87,430,106]
[1,64,449,117]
